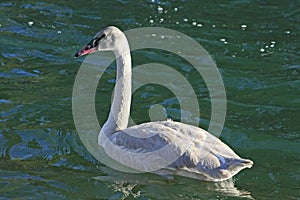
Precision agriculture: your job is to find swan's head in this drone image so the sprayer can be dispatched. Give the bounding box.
[75,26,126,57]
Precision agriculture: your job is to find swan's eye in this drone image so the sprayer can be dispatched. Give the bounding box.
[93,34,106,47]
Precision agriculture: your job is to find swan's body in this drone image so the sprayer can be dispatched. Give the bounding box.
[75,26,253,181]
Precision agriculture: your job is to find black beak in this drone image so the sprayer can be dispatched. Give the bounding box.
[74,37,99,58]
[75,34,105,58]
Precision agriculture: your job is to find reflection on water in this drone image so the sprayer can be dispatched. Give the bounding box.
[0,0,299,199]
[94,167,253,199]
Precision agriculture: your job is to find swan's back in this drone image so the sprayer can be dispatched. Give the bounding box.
[100,120,253,181]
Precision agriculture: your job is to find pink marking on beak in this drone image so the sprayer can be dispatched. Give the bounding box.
[74,46,96,57]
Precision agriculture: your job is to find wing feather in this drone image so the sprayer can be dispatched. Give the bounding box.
[99,120,252,181]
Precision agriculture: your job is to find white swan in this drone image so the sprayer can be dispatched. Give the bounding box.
[75,26,253,181]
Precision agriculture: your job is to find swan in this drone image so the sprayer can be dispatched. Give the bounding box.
[75,26,253,181]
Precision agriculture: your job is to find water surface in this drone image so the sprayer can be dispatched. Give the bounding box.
[0,0,299,199]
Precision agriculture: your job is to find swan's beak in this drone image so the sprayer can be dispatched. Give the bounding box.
[74,45,97,58]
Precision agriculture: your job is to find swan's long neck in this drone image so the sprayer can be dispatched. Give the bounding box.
[101,35,132,135]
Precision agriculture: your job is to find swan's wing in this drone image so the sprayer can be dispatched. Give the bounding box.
[100,120,253,181]
[99,121,196,172]
[111,121,208,152]
[160,121,253,181]
[161,121,239,158]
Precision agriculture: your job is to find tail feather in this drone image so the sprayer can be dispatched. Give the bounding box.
[195,157,253,181]
[226,158,253,177]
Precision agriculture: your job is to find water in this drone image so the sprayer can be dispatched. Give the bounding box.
[0,0,299,199]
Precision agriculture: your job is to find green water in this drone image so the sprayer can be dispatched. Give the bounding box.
[0,0,299,199]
